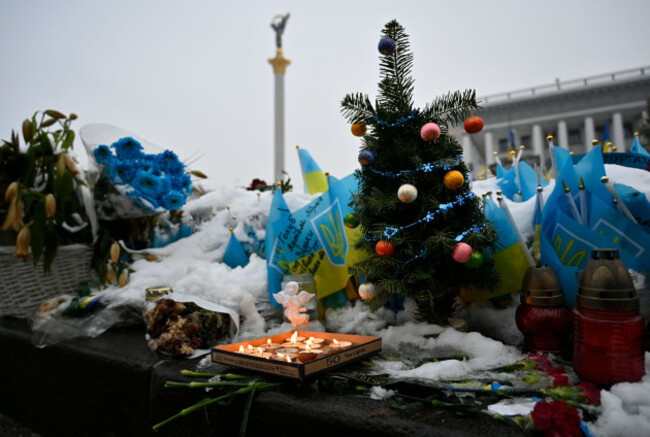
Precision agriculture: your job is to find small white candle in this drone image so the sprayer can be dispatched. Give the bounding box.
[329,339,352,349]
[263,339,282,351]
[284,331,306,343]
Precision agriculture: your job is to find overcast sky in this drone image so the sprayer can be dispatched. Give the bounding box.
[2,0,650,191]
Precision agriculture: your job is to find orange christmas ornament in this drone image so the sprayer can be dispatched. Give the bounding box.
[351,123,367,137]
[443,170,464,190]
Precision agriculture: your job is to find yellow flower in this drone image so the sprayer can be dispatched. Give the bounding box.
[45,194,56,219]
[105,266,117,284]
[2,198,23,232]
[118,270,129,287]
[13,226,31,259]
[64,154,80,175]
[110,242,120,265]
[4,181,18,202]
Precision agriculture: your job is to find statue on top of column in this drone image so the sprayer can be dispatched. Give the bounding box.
[271,13,290,49]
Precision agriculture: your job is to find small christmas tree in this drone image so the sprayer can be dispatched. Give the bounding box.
[341,20,500,324]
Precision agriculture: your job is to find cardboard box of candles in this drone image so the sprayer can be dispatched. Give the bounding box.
[211,330,381,380]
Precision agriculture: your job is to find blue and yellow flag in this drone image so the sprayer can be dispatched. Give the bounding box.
[540,146,650,306]
[460,197,531,302]
[265,174,362,306]
[297,146,329,194]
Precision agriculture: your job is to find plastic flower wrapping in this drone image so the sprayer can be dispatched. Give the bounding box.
[81,124,192,220]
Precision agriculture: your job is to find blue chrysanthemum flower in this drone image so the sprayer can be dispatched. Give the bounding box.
[140,154,162,176]
[131,171,165,198]
[107,160,137,185]
[158,150,185,176]
[93,145,114,165]
[162,191,186,210]
[112,137,144,160]
[172,173,192,195]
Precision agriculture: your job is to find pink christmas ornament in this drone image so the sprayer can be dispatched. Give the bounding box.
[420,123,441,142]
[452,242,473,263]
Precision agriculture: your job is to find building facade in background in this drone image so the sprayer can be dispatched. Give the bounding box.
[456,66,650,175]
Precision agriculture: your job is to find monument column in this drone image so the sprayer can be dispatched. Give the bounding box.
[268,14,291,183]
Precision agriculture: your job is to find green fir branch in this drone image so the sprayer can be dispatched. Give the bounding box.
[421,90,479,127]
[340,93,375,125]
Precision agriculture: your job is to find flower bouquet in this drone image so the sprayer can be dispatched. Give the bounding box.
[81,124,192,221]
[0,110,96,317]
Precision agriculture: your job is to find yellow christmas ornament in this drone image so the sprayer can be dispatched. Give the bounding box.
[351,122,367,137]
[443,170,465,190]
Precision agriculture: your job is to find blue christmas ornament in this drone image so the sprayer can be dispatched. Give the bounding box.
[358,149,377,166]
[378,36,396,55]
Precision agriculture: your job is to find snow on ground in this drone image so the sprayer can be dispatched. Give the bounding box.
[82,164,650,433]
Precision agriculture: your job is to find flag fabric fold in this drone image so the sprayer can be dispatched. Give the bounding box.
[297,147,329,194]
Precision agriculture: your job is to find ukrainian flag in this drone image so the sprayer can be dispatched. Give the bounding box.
[296,146,329,194]
[460,197,531,302]
[266,174,362,307]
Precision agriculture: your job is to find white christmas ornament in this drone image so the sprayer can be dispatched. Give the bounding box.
[359,282,378,300]
[397,184,418,203]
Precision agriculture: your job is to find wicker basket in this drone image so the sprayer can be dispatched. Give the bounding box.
[0,244,96,318]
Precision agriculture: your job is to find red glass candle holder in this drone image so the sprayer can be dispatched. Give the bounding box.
[515,265,572,353]
[572,249,645,386]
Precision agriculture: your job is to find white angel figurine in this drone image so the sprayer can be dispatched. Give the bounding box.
[273,281,315,328]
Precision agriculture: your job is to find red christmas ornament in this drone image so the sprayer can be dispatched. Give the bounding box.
[451,242,472,263]
[463,116,484,134]
[375,240,395,258]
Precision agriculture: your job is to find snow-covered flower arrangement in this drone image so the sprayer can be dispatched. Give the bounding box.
[92,137,192,219]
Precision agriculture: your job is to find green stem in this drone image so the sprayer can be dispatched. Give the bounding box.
[164,381,253,389]
[239,381,258,437]
[179,370,219,378]
[152,382,284,431]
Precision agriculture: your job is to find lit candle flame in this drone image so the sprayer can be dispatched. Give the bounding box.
[309,336,315,342]
[247,345,254,351]
[277,352,284,358]
[286,356,292,363]
[305,340,312,348]
[239,345,244,353]
[267,339,272,346]
[305,344,311,352]
[257,347,263,354]
[333,338,339,345]
[290,331,298,343]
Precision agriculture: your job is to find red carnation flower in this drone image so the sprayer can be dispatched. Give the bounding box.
[526,352,554,373]
[578,381,601,405]
[531,400,582,437]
